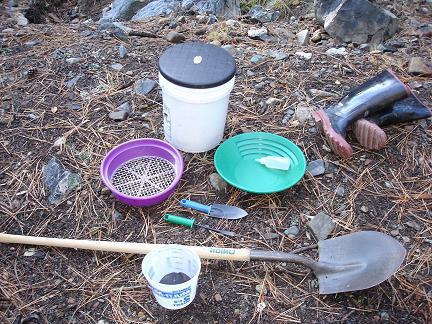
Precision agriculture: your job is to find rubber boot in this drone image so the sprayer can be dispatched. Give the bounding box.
[353,93,432,150]
[313,69,410,158]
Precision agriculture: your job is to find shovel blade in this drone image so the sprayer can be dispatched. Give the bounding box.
[317,231,406,294]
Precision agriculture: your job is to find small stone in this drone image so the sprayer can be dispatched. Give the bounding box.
[113,210,124,221]
[109,110,128,121]
[248,27,268,40]
[265,50,287,60]
[265,98,282,107]
[210,40,221,46]
[308,212,335,241]
[177,16,186,23]
[263,232,278,240]
[380,312,390,321]
[14,12,28,26]
[405,221,421,231]
[307,159,326,176]
[360,205,369,213]
[134,79,157,96]
[209,173,228,192]
[65,74,83,88]
[101,187,111,196]
[294,51,312,60]
[116,102,132,114]
[402,236,410,243]
[326,47,347,56]
[408,57,432,76]
[294,105,312,123]
[66,57,81,64]
[255,284,267,295]
[118,45,128,59]
[166,31,185,43]
[24,248,45,258]
[67,298,76,305]
[214,293,222,302]
[246,70,255,77]
[225,19,238,27]
[390,229,399,236]
[409,81,422,89]
[310,30,322,42]
[296,29,310,46]
[251,54,265,64]
[284,226,299,237]
[309,89,337,97]
[110,63,123,71]
[335,185,345,197]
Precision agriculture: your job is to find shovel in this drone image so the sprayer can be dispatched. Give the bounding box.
[0,231,406,294]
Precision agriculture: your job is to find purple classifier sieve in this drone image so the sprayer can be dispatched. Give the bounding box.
[100,138,184,207]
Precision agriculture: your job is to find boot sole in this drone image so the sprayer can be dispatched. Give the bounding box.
[353,119,388,150]
[313,109,353,158]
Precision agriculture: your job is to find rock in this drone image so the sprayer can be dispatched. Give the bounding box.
[134,78,157,96]
[294,51,312,60]
[24,248,45,258]
[65,74,83,88]
[248,27,268,41]
[380,312,390,321]
[310,29,322,42]
[214,293,222,302]
[101,0,149,21]
[132,0,178,21]
[264,50,287,61]
[390,229,399,236]
[119,45,128,58]
[251,54,265,64]
[316,0,398,45]
[111,63,123,71]
[402,236,410,243]
[117,102,133,114]
[405,221,421,231]
[248,5,280,23]
[335,185,345,197]
[284,226,299,237]
[265,98,282,108]
[209,172,228,192]
[113,209,124,221]
[109,110,128,121]
[263,232,278,240]
[306,159,326,177]
[360,205,369,213]
[255,284,268,295]
[13,12,28,26]
[66,57,82,64]
[326,47,347,56]
[166,31,186,43]
[43,157,81,205]
[177,15,187,23]
[296,29,310,46]
[309,89,337,97]
[407,57,432,76]
[225,19,238,27]
[294,105,312,123]
[308,211,335,241]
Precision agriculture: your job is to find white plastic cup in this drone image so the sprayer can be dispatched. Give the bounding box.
[159,73,235,153]
[142,245,201,309]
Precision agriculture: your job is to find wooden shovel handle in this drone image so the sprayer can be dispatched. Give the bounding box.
[0,233,251,261]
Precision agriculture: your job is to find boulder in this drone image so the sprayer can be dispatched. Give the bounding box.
[248,5,280,23]
[102,0,150,21]
[315,0,398,45]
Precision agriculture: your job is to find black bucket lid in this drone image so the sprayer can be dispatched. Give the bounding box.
[159,42,236,89]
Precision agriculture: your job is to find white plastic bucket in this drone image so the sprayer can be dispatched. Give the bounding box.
[142,245,201,309]
[159,73,235,153]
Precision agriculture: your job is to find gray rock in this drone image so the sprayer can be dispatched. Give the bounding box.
[405,221,421,231]
[335,185,345,197]
[284,226,299,236]
[265,97,282,108]
[66,57,82,64]
[390,229,399,236]
[132,0,178,21]
[360,205,369,213]
[296,29,310,46]
[109,110,129,121]
[209,172,228,192]
[248,27,268,41]
[316,0,398,45]
[309,89,337,97]
[64,74,83,88]
[182,0,240,18]
[117,102,132,114]
[306,159,326,176]
[134,78,157,96]
[13,12,28,26]
[248,5,280,23]
[264,50,287,61]
[408,57,432,76]
[251,54,265,64]
[294,105,312,123]
[43,157,81,205]
[255,284,268,295]
[310,29,322,42]
[326,47,347,56]
[101,0,148,21]
[308,211,335,241]
[263,232,278,240]
[111,63,123,71]
[113,209,124,220]
[294,51,312,60]
[119,45,128,58]
[166,31,186,43]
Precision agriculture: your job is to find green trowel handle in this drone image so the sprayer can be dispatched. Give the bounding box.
[164,214,195,228]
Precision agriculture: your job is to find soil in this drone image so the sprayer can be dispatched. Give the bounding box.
[1,0,431,323]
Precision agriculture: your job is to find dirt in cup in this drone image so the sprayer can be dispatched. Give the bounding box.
[160,272,191,285]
